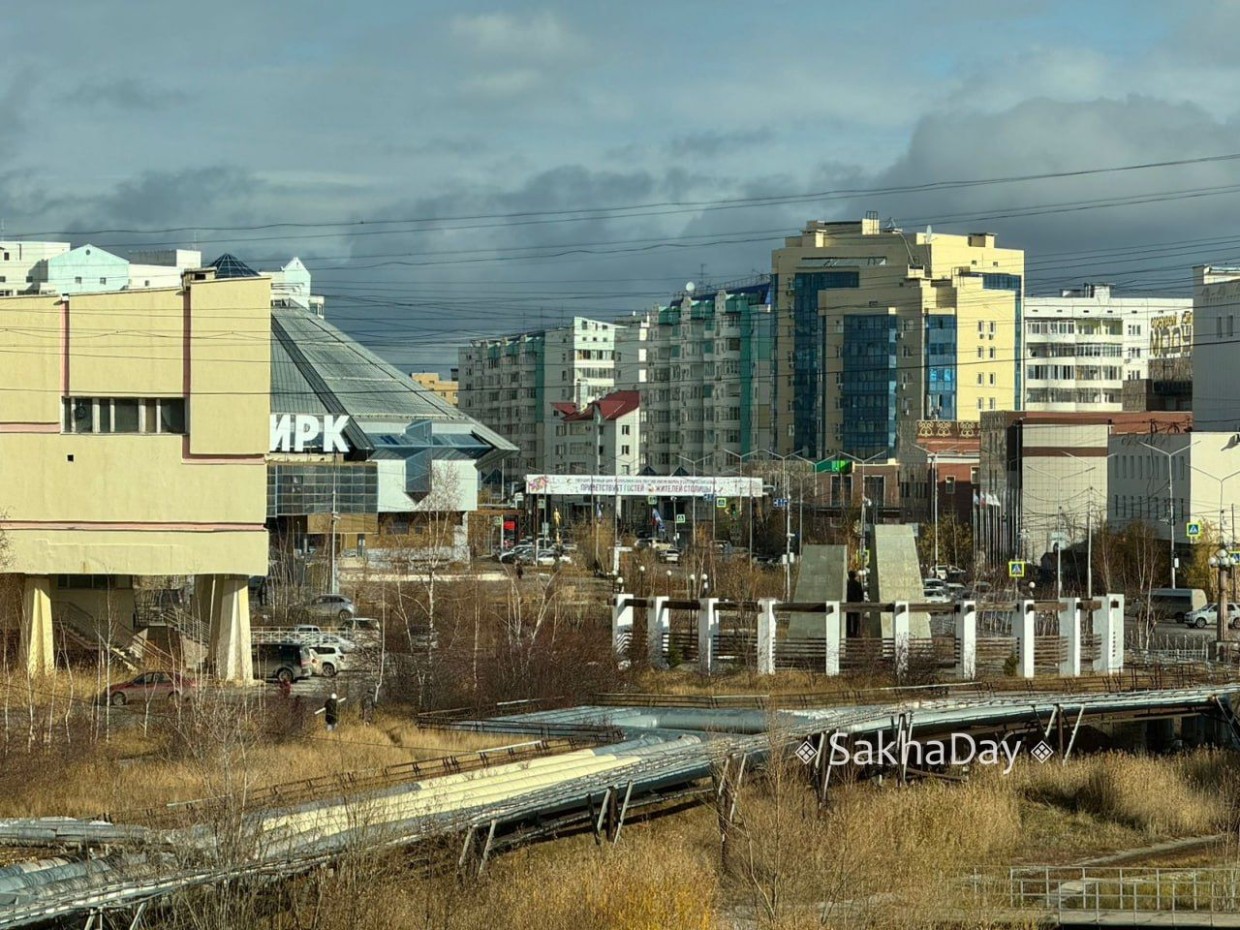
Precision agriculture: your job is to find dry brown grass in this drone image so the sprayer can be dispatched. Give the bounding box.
[0,685,520,820]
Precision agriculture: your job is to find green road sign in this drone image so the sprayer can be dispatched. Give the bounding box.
[716,497,728,509]
[1008,560,1026,579]
[1186,521,1202,539]
[675,513,686,524]
[647,496,657,504]
[814,457,853,475]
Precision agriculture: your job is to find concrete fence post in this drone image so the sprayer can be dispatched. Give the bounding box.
[697,597,719,674]
[1058,597,1082,678]
[612,594,635,659]
[647,596,669,667]
[955,599,977,679]
[1094,593,1124,674]
[1014,599,1036,679]
[824,600,842,676]
[892,601,910,677]
[756,598,776,675]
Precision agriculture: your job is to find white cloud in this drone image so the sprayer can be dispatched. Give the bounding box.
[450,10,584,61]
[459,68,546,101]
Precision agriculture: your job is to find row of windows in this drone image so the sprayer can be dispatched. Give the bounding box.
[63,397,186,435]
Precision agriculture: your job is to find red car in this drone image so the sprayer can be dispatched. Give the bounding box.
[106,671,196,706]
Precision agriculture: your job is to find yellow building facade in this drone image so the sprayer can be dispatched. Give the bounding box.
[771,215,1025,460]
[0,269,270,677]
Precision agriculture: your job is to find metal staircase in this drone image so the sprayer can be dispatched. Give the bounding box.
[54,602,144,671]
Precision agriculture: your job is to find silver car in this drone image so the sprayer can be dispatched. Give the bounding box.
[295,594,356,623]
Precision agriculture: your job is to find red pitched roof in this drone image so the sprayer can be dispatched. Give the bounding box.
[554,390,641,422]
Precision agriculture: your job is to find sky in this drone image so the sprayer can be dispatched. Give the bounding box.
[5,0,1240,373]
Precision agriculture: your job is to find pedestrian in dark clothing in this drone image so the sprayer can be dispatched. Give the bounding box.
[516,562,524,581]
[846,570,865,637]
[315,692,345,732]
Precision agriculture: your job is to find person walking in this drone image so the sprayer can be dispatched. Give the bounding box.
[315,692,345,732]
[846,570,865,638]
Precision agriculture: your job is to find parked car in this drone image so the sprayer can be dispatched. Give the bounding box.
[1182,603,1240,629]
[252,643,313,684]
[498,545,532,563]
[293,624,322,634]
[293,595,356,623]
[105,671,196,706]
[1150,587,1208,622]
[308,645,350,678]
[658,548,681,564]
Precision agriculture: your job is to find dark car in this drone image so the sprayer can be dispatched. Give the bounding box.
[252,643,313,684]
[106,671,196,706]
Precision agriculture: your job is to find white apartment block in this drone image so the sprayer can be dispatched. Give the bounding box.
[614,281,774,473]
[548,391,641,476]
[1192,265,1240,432]
[1023,284,1190,412]
[458,317,617,474]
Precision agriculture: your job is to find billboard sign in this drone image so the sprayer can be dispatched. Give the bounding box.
[525,474,764,498]
[1149,310,1193,359]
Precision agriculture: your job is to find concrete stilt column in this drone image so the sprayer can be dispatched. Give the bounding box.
[20,576,54,676]
[1058,597,1082,678]
[207,575,253,683]
[824,600,842,676]
[892,601,910,678]
[955,600,977,680]
[611,594,635,658]
[1093,594,1124,674]
[646,596,668,667]
[697,598,719,674]
[756,598,776,675]
[1013,599,1036,679]
[1109,594,1125,672]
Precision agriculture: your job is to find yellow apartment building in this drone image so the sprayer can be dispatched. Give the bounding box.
[771,213,1025,462]
[0,269,270,678]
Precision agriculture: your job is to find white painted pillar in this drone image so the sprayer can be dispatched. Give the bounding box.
[1014,599,1036,679]
[824,600,842,677]
[756,597,776,675]
[611,593,635,658]
[1058,597,1082,678]
[697,597,719,674]
[1094,593,1124,674]
[208,575,253,683]
[892,601,910,678]
[20,576,54,676]
[955,599,977,680]
[647,596,669,667]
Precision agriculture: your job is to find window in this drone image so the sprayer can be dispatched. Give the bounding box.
[62,397,186,435]
[621,424,631,435]
[988,373,995,385]
[621,445,630,455]
[74,276,82,285]
[99,277,107,285]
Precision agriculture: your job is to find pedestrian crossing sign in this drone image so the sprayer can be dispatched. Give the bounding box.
[1008,560,1026,579]
[1186,521,1202,539]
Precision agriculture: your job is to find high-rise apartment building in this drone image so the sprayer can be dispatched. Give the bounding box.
[1023,284,1189,413]
[458,317,617,473]
[771,214,1025,460]
[614,280,774,472]
[1192,265,1240,432]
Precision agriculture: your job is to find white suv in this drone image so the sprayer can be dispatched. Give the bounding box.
[308,645,350,678]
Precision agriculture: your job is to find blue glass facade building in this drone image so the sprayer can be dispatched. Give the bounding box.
[841,314,898,458]
[792,271,858,455]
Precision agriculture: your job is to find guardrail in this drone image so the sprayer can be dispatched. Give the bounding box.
[996,865,1240,916]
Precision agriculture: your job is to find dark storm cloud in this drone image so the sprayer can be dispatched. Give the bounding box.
[63,78,188,111]
[665,128,769,159]
[838,96,1240,292]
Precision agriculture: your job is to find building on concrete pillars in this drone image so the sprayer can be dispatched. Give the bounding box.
[614,279,774,473]
[770,213,1025,462]
[0,267,272,679]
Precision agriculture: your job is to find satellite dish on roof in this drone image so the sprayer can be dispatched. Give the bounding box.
[685,281,696,294]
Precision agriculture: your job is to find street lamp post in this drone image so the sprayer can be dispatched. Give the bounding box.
[677,453,712,553]
[832,450,887,577]
[1139,439,1189,589]
[759,449,811,600]
[1208,547,1233,649]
